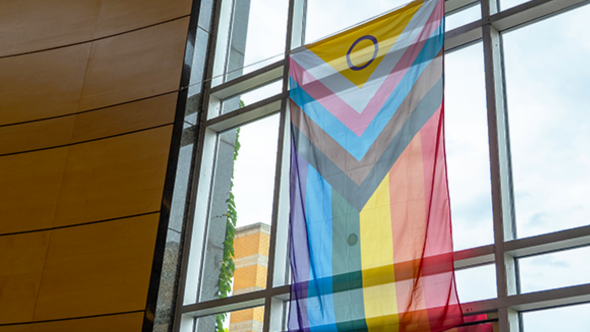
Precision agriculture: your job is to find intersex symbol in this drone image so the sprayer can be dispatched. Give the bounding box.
[346,35,379,71]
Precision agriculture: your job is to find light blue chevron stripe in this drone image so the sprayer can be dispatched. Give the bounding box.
[289,24,443,161]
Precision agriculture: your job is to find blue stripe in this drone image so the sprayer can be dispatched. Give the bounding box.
[305,165,338,332]
[289,24,444,161]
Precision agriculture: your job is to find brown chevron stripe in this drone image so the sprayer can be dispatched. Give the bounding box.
[291,53,442,186]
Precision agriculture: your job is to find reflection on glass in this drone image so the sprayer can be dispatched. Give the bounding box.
[184,27,210,126]
[444,42,493,251]
[189,28,210,96]
[522,302,590,331]
[305,0,410,43]
[455,264,497,303]
[446,3,481,31]
[195,305,266,332]
[220,0,288,83]
[503,5,590,239]
[221,81,283,115]
[199,115,280,303]
[519,245,590,294]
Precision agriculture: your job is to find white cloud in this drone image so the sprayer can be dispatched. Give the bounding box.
[232,113,280,227]
[445,42,494,250]
[503,4,590,238]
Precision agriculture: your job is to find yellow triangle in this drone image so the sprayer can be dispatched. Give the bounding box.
[306,0,423,89]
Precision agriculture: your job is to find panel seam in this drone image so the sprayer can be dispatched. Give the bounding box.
[0,310,146,327]
[0,123,174,158]
[0,15,191,60]
[0,211,161,238]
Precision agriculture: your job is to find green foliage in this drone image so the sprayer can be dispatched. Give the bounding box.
[215,102,244,332]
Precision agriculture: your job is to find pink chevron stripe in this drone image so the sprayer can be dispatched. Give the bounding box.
[290,0,444,137]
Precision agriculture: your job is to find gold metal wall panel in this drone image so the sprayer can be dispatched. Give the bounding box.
[0,0,101,57]
[0,0,192,58]
[0,117,75,156]
[0,312,143,332]
[71,92,178,143]
[0,44,91,126]
[94,0,192,38]
[0,148,69,235]
[53,126,172,227]
[33,214,159,321]
[0,231,51,325]
[0,92,177,156]
[78,18,189,112]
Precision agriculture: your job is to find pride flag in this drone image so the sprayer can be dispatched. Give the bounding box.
[288,0,465,331]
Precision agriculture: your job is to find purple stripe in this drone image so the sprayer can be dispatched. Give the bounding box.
[289,140,311,332]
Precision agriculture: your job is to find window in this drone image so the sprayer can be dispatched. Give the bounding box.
[170,0,590,331]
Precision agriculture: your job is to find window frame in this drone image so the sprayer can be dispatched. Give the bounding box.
[173,0,590,330]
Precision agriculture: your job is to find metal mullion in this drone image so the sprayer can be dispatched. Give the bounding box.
[444,20,483,52]
[209,59,286,100]
[186,289,266,318]
[454,244,496,270]
[485,25,517,332]
[489,0,590,32]
[205,92,287,132]
[445,0,482,14]
[452,224,590,272]
[508,283,590,312]
[482,0,521,327]
[505,224,590,258]
[261,0,304,330]
[183,285,291,317]
[462,282,590,314]
[262,102,288,332]
[174,0,227,329]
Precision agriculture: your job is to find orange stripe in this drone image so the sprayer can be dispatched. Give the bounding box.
[388,132,431,331]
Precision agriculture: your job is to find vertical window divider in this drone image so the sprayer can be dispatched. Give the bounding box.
[261,0,305,331]
[175,0,227,330]
[482,0,519,329]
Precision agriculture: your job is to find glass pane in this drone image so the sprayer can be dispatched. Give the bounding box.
[455,265,497,303]
[233,115,280,228]
[305,0,411,43]
[186,26,211,125]
[503,5,590,239]
[522,302,590,331]
[519,245,590,294]
[215,0,288,84]
[195,305,266,332]
[199,114,280,302]
[445,42,493,251]
[446,3,481,31]
[220,81,283,115]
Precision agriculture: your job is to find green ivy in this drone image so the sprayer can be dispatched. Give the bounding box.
[215,100,244,332]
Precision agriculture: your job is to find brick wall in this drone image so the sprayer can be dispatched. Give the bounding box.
[229,223,270,332]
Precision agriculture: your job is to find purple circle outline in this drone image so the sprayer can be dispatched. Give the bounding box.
[346,35,379,71]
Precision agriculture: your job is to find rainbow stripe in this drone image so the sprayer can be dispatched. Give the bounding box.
[288,1,465,331]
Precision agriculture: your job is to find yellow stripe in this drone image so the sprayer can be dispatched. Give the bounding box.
[307,0,423,89]
[360,173,399,332]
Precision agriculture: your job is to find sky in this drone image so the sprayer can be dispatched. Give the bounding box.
[209,0,590,329]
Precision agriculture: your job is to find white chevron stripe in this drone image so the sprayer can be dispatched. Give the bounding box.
[290,0,437,114]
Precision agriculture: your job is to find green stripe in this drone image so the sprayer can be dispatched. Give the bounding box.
[332,189,368,332]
